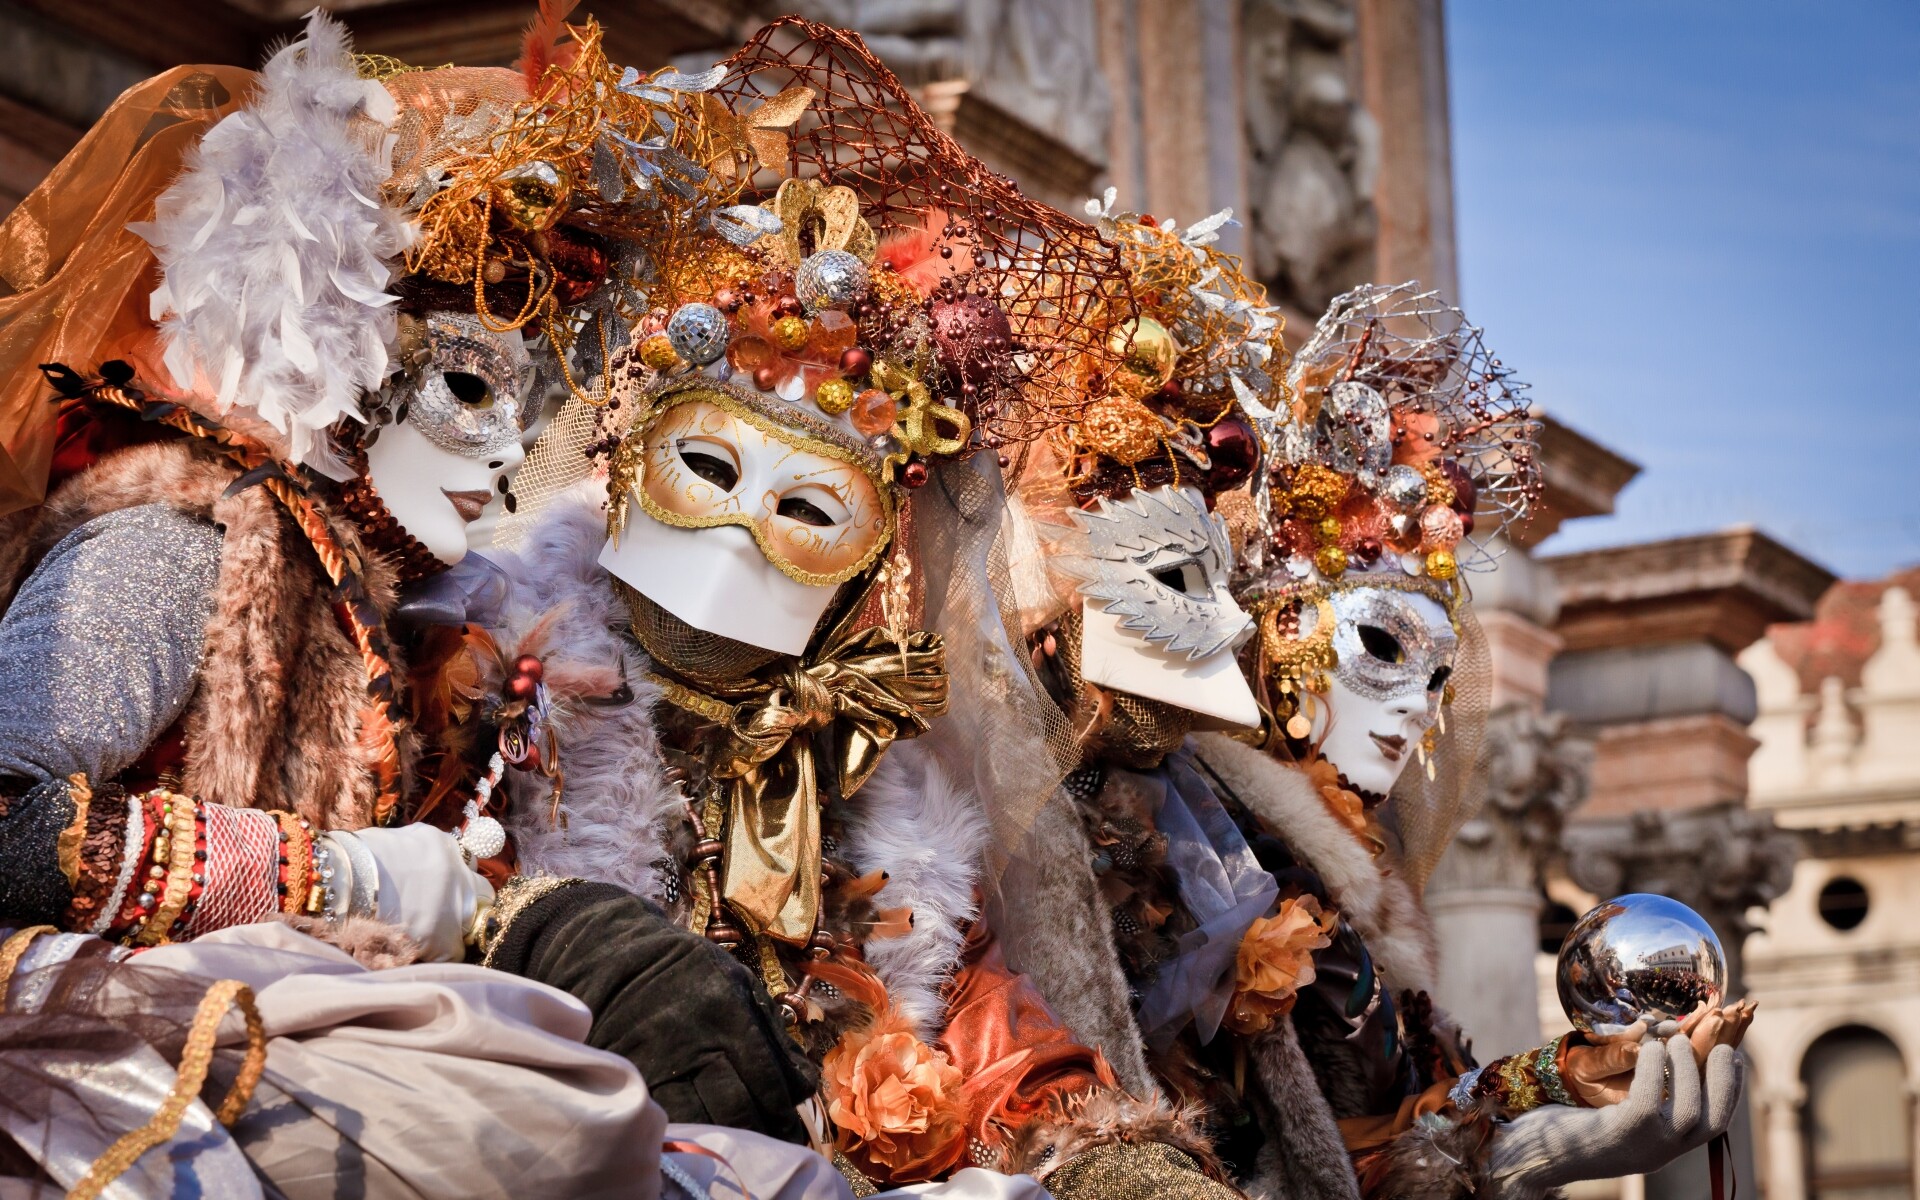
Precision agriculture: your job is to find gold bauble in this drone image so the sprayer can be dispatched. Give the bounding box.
[1424,549,1459,580]
[639,333,680,372]
[1080,396,1164,465]
[815,378,856,415]
[492,161,571,232]
[1107,317,1180,397]
[771,315,810,352]
[1287,464,1351,521]
[1315,545,1349,578]
[1314,516,1342,544]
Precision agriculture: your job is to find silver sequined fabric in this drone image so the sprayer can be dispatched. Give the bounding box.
[0,504,222,783]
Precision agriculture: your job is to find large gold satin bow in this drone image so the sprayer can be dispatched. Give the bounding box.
[662,625,948,944]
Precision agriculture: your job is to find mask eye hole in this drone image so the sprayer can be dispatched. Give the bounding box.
[444,371,493,408]
[778,496,834,527]
[1358,624,1405,664]
[776,484,849,528]
[675,438,740,491]
[1149,562,1204,596]
[1428,664,1452,692]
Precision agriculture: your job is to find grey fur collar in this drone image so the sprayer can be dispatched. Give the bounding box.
[1188,733,1438,996]
[489,487,984,1041]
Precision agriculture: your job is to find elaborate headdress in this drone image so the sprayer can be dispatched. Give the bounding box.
[1001,199,1284,759]
[1242,282,1542,888]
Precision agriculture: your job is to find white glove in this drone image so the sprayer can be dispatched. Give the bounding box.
[322,825,493,962]
[1489,1034,1744,1199]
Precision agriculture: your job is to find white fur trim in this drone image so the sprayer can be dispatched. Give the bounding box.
[138,13,409,477]
[842,740,986,1042]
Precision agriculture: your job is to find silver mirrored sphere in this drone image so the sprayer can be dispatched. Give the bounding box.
[795,249,870,310]
[667,302,730,366]
[1384,464,1429,510]
[1556,893,1725,1035]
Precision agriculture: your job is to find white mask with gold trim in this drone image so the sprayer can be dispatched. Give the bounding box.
[601,381,893,656]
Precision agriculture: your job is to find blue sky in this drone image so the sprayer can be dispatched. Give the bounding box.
[1446,3,1920,579]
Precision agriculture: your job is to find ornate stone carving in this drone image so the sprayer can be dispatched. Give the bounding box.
[1240,0,1378,318]
[1426,704,1592,894]
[1563,804,1797,983]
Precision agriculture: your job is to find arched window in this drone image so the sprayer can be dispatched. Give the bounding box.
[1803,1025,1912,1199]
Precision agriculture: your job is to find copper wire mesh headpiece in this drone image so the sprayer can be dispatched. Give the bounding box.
[707,18,1136,458]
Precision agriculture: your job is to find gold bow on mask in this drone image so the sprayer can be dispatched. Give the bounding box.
[871,358,971,462]
[660,625,948,944]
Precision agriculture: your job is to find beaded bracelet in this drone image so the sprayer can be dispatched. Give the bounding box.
[272,812,314,917]
[1460,1032,1579,1116]
[133,792,200,947]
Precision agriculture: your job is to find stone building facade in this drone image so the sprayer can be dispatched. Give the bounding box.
[1734,574,1920,1200]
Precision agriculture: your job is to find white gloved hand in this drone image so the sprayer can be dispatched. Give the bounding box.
[323,825,493,962]
[1489,1034,1744,1199]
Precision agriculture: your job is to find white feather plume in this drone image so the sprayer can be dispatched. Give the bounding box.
[138,11,410,478]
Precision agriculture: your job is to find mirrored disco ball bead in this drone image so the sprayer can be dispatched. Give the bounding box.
[1556,893,1726,1035]
[667,302,730,366]
[795,249,870,310]
[1383,464,1429,510]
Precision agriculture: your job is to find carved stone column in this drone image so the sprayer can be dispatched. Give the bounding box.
[1424,705,1591,1057]
[1760,1084,1807,1200]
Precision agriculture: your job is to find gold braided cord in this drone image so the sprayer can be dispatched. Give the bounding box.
[74,380,405,819]
[56,773,91,888]
[0,924,56,993]
[67,979,267,1200]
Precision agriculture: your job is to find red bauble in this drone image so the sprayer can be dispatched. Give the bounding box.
[930,294,1013,387]
[1352,536,1385,567]
[1203,415,1259,492]
[901,459,930,488]
[838,346,873,378]
[772,294,804,320]
[512,654,544,683]
[1440,459,1478,534]
[752,365,778,392]
[506,674,538,700]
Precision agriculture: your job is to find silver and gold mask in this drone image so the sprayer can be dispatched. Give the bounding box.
[1326,586,1458,717]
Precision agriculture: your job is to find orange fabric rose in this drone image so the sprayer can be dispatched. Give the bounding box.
[1225,894,1338,1036]
[1304,757,1370,840]
[824,1008,967,1182]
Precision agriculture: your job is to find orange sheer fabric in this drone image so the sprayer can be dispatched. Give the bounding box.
[0,65,254,515]
[939,920,1119,1152]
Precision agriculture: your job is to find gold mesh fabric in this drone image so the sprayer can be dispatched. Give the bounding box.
[708,19,1136,451]
[1385,602,1492,893]
[0,65,255,515]
[1054,609,1194,769]
[492,390,635,550]
[381,67,530,211]
[618,581,783,688]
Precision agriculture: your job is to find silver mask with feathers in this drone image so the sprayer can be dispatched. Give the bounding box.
[1051,486,1254,660]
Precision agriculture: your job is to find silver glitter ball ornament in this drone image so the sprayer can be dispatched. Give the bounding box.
[794,249,870,310]
[1556,894,1725,1035]
[667,302,730,366]
[1384,464,1429,510]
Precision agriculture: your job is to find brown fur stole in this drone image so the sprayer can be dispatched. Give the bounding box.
[0,439,407,829]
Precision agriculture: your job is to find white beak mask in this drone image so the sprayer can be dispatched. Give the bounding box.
[1054,486,1260,728]
[1303,586,1457,796]
[600,388,891,657]
[365,312,531,566]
